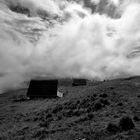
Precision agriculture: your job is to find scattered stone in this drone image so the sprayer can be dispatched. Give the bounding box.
[57,91,64,98]
[106,123,119,133]
[119,117,135,131]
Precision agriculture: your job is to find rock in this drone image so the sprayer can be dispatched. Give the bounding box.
[119,117,135,131]
[57,91,64,98]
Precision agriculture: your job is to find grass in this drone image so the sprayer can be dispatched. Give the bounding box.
[0,78,140,139]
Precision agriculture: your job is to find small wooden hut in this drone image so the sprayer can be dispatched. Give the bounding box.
[72,79,87,86]
[27,79,58,98]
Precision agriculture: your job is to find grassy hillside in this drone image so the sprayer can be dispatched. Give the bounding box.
[0,77,140,140]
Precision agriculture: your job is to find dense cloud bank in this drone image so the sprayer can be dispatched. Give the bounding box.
[0,0,140,92]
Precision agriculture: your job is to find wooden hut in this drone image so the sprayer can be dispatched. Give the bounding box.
[27,79,58,98]
[72,79,87,86]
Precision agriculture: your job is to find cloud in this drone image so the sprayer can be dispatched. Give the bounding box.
[0,0,140,92]
[2,0,62,18]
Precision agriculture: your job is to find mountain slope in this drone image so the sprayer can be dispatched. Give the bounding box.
[0,77,140,139]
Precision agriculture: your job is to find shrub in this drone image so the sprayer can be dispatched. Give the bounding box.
[106,123,119,133]
[94,102,103,111]
[119,117,135,131]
